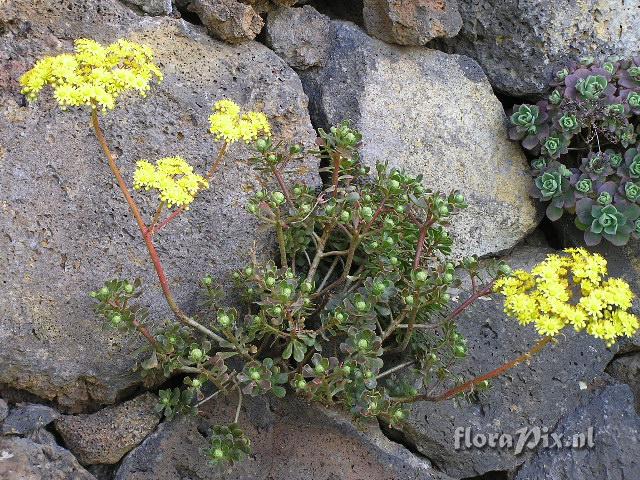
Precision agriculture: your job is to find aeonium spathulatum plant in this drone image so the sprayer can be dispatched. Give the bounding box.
[21,39,640,468]
[509,56,640,246]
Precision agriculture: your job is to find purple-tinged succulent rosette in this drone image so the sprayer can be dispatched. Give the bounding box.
[570,172,595,201]
[532,163,575,221]
[619,146,640,180]
[618,180,640,204]
[618,56,640,90]
[621,89,640,115]
[509,101,549,150]
[580,151,614,181]
[508,55,640,246]
[575,193,640,246]
[564,67,615,102]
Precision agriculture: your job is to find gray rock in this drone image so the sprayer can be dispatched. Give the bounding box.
[0,436,96,480]
[300,21,540,259]
[515,383,640,480]
[606,353,640,413]
[265,5,332,69]
[125,0,173,15]
[116,395,452,480]
[54,393,161,465]
[363,0,462,45]
[189,0,263,43]
[2,404,60,436]
[391,246,617,478]
[0,0,317,412]
[0,399,8,423]
[439,0,640,96]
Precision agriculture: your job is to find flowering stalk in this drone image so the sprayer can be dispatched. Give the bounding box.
[393,336,553,403]
[91,109,225,345]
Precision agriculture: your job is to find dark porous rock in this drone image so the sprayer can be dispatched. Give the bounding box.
[515,383,640,480]
[439,0,640,96]
[0,398,8,423]
[0,0,317,412]
[363,0,462,45]
[124,0,173,15]
[2,404,59,436]
[265,5,332,70]
[115,395,452,480]
[300,21,539,259]
[54,393,161,465]
[189,0,263,43]
[0,436,96,480]
[390,246,617,478]
[606,353,640,413]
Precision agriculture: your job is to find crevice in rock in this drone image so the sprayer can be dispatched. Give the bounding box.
[536,217,564,250]
[304,0,364,26]
[493,89,525,116]
[461,470,510,480]
[377,418,445,473]
[44,422,68,448]
[605,349,640,413]
[174,0,204,26]
[87,463,118,480]
[0,383,57,408]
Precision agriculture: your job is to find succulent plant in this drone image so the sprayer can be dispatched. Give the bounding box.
[508,56,640,245]
[508,102,549,149]
[565,68,613,101]
[575,197,640,245]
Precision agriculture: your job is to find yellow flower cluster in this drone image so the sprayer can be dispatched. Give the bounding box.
[133,157,208,209]
[209,99,271,144]
[493,248,639,346]
[19,38,162,111]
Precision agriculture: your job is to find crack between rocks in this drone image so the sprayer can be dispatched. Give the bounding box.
[376,417,446,473]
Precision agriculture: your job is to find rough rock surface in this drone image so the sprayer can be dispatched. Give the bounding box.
[125,0,173,15]
[0,399,8,423]
[116,395,452,480]
[1,404,59,436]
[189,0,264,43]
[606,354,640,413]
[300,21,539,259]
[0,436,96,480]
[54,393,160,465]
[363,0,462,45]
[265,5,332,69]
[0,0,317,412]
[390,246,617,478]
[515,383,640,480]
[439,0,640,96]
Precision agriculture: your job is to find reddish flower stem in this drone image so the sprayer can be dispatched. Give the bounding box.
[91,110,189,325]
[444,282,494,323]
[271,166,294,207]
[396,336,553,403]
[331,152,341,198]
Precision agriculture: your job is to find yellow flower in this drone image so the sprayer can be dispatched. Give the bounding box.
[133,156,208,209]
[20,38,162,111]
[534,315,565,337]
[493,248,639,346]
[209,99,271,144]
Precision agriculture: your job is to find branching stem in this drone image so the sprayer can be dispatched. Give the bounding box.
[90,110,226,346]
